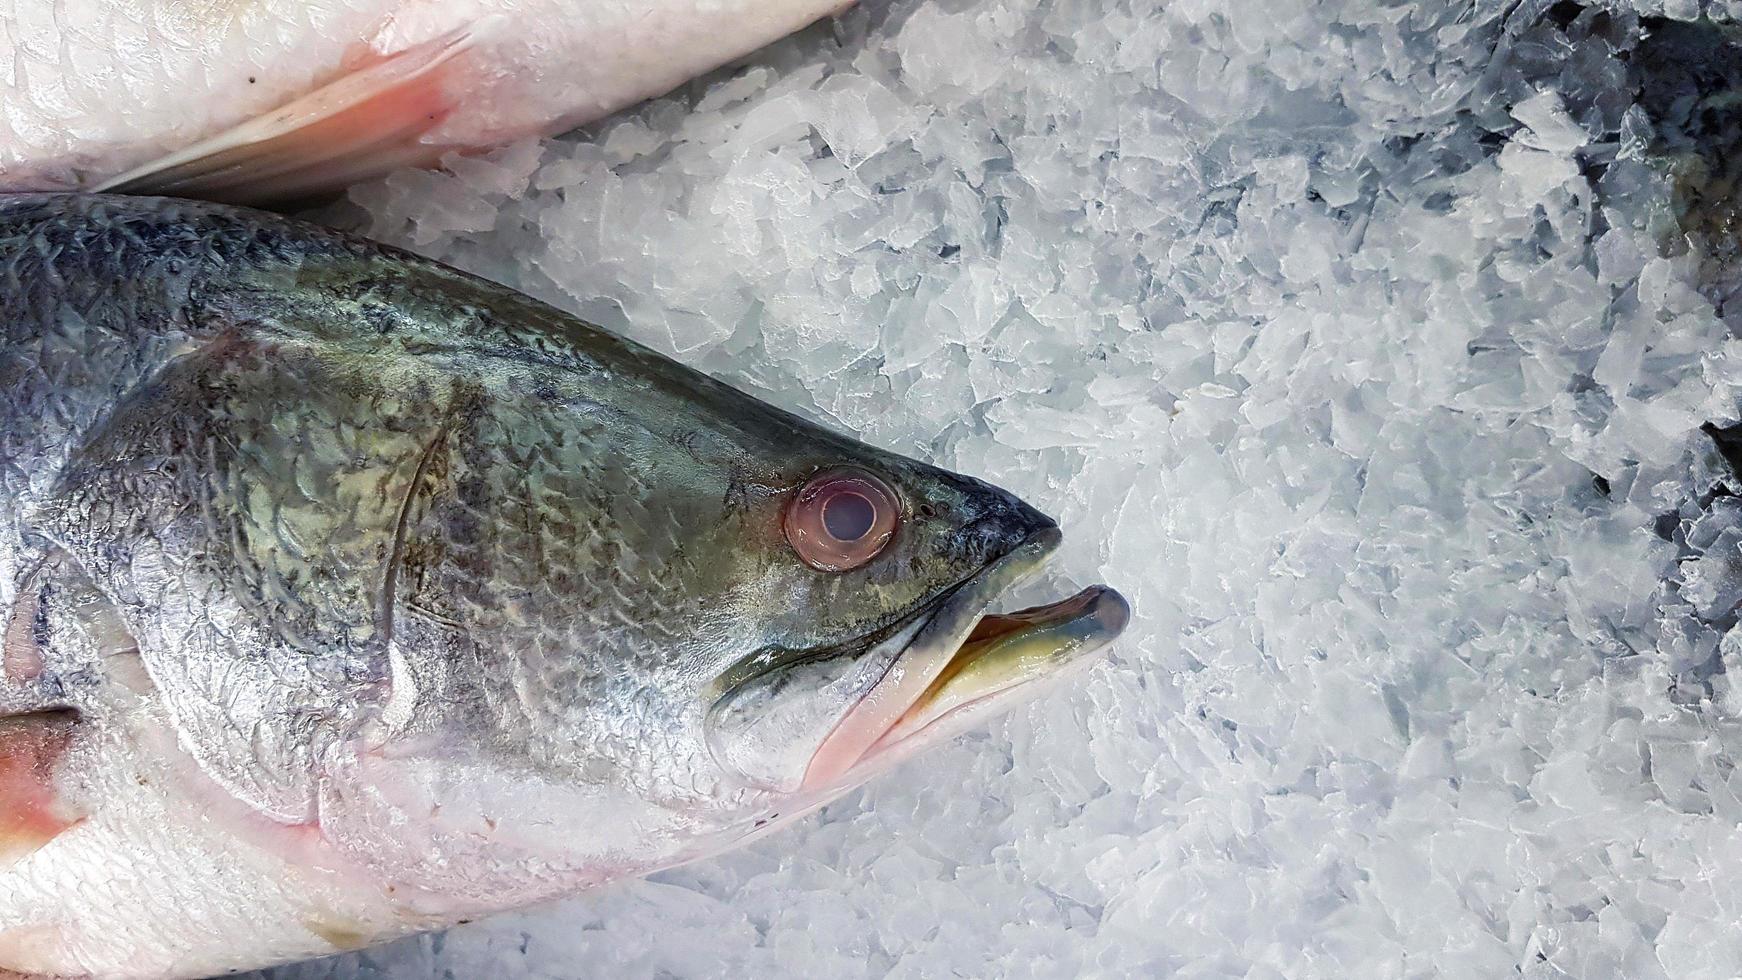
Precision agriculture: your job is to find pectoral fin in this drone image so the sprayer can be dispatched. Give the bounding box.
[2,589,44,687]
[93,21,493,205]
[0,711,82,869]
[1,551,144,867]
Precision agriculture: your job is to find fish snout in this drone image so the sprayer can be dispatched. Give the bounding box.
[930,473,1061,570]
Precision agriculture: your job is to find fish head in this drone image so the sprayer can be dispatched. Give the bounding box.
[697,456,1127,804]
[321,323,1127,906]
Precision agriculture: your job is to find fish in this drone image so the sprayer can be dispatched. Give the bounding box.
[1,0,856,204]
[0,194,1128,980]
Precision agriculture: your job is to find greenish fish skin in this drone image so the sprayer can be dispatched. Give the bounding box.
[0,194,1118,977]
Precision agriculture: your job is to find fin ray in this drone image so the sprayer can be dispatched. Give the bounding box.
[0,711,83,868]
[92,21,489,205]
[2,588,44,687]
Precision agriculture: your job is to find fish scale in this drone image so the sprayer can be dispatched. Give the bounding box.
[0,194,1122,979]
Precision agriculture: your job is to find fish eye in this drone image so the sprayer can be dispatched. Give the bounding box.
[784,468,901,572]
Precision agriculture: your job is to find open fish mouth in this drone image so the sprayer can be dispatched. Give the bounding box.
[801,529,1130,791]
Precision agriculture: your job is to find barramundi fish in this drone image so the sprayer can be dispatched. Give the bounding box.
[1,0,857,203]
[0,194,1128,980]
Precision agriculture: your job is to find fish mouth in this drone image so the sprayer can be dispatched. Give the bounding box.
[800,528,1130,792]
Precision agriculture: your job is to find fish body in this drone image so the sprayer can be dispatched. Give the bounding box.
[1,0,853,202]
[0,195,1126,979]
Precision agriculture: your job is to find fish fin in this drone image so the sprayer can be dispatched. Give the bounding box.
[91,21,491,205]
[0,558,141,872]
[2,583,44,687]
[4,551,148,712]
[0,710,83,870]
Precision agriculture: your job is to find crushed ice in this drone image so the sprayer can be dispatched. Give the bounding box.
[272,1,1742,976]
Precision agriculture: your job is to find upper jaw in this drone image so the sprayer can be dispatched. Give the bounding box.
[799,527,1128,792]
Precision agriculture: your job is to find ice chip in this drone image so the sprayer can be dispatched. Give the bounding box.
[284,1,1742,977]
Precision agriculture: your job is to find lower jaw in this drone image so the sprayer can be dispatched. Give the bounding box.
[800,583,1129,793]
[877,585,1128,745]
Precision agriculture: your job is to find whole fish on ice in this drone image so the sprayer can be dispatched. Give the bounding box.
[0,0,856,203]
[0,194,1128,979]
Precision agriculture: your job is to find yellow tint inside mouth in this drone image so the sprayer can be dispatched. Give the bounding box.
[877,586,1129,747]
[799,527,1127,793]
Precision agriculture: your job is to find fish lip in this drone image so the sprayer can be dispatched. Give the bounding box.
[706,528,1063,709]
[798,527,1127,792]
[867,584,1129,754]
